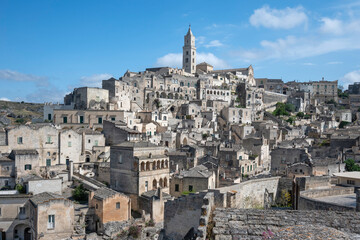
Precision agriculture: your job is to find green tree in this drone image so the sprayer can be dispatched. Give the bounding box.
[273,102,290,116]
[285,103,295,112]
[344,159,360,171]
[72,184,88,202]
[286,116,296,124]
[296,112,304,118]
[339,121,350,128]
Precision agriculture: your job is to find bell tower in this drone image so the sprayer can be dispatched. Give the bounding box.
[183,25,196,74]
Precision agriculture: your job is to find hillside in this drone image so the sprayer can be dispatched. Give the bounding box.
[0,100,44,126]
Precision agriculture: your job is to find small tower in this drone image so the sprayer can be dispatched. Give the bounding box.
[183,25,196,74]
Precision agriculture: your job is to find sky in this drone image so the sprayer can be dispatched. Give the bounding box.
[1,0,360,103]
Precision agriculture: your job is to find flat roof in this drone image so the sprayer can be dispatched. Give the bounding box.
[334,172,360,179]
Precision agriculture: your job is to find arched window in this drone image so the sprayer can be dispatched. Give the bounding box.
[165,160,168,168]
[153,179,157,189]
[146,162,150,171]
[157,160,161,169]
[159,178,163,188]
[141,162,145,171]
[161,160,164,169]
[164,177,168,187]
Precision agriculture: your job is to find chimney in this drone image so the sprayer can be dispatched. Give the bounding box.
[157,187,163,200]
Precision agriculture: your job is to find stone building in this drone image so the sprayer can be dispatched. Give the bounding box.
[221,107,252,124]
[88,187,131,233]
[0,155,15,189]
[110,141,170,211]
[270,147,310,176]
[9,150,40,179]
[0,193,31,240]
[28,192,74,240]
[169,165,216,197]
[196,62,213,73]
[312,79,338,104]
[64,87,109,110]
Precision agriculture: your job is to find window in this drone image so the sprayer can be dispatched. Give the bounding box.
[66,158,70,165]
[242,166,244,173]
[19,207,26,215]
[25,164,32,170]
[145,181,148,191]
[186,58,189,63]
[175,184,179,192]
[79,116,84,124]
[46,159,51,167]
[111,117,116,121]
[47,152,51,156]
[116,202,120,209]
[48,113,52,121]
[189,185,193,192]
[96,204,98,209]
[48,215,55,229]
[88,139,91,143]
[347,180,355,185]
[47,136,51,144]
[98,117,103,124]
[118,154,123,164]
[95,140,98,146]
[63,116,68,123]
[68,141,72,147]
[17,137,23,144]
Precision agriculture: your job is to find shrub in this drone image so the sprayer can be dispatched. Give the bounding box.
[72,184,88,202]
[344,159,360,171]
[145,219,155,227]
[15,118,26,124]
[128,225,142,238]
[15,184,26,193]
[286,116,296,124]
[296,112,304,118]
[273,102,291,116]
[279,189,291,207]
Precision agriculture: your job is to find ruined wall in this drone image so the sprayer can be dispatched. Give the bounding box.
[212,208,360,239]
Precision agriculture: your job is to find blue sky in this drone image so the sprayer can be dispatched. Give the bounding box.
[1,0,360,102]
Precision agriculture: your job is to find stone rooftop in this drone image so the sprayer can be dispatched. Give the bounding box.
[30,192,64,206]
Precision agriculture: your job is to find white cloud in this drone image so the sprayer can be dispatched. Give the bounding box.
[155,52,230,69]
[0,69,46,82]
[319,17,360,35]
[320,18,343,35]
[205,40,223,48]
[303,62,315,66]
[155,53,182,68]
[327,61,343,65]
[196,36,206,46]
[237,34,360,61]
[249,5,307,29]
[0,97,10,101]
[80,73,113,88]
[340,69,360,89]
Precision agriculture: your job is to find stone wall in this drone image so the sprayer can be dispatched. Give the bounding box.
[218,177,281,209]
[299,186,355,211]
[211,208,360,239]
[164,177,281,239]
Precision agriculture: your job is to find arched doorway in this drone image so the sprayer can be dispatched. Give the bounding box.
[153,179,157,189]
[86,155,90,163]
[183,137,188,145]
[13,224,31,240]
[24,227,31,240]
[159,178,163,188]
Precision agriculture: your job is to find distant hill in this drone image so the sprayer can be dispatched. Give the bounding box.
[0,100,44,126]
